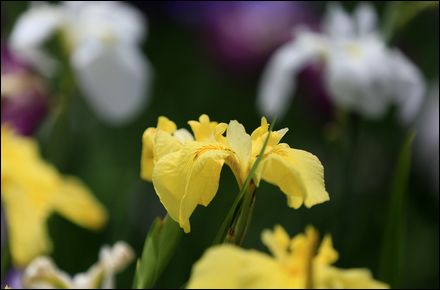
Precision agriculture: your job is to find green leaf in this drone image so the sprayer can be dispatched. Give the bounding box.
[383,1,437,43]
[379,132,415,288]
[133,215,182,289]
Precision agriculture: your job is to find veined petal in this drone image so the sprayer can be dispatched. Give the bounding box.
[187,245,294,289]
[257,146,329,208]
[53,177,107,230]
[152,142,233,232]
[71,41,151,125]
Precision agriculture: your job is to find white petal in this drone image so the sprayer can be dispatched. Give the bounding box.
[257,32,323,119]
[9,4,62,75]
[388,50,426,124]
[322,3,355,39]
[9,4,62,50]
[354,2,379,36]
[71,41,152,125]
[325,38,394,118]
[66,1,146,46]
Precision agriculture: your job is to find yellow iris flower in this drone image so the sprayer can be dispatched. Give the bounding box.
[1,127,108,267]
[141,115,329,233]
[187,225,389,289]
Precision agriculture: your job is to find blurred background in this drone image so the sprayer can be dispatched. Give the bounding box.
[1,1,438,289]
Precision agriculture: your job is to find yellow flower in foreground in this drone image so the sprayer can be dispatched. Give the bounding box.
[1,127,107,267]
[141,115,329,232]
[187,226,389,289]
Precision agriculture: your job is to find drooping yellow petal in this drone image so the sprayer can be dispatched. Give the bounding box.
[1,126,107,266]
[255,145,329,208]
[53,177,107,230]
[152,142,234,232]
[187,245,296,289]
[2,183,52,267]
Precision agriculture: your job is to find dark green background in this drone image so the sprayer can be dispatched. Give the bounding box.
[1,1,438,288]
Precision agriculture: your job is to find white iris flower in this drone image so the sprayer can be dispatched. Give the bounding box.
[22,242,134,289]
[10,1,152,125]
[258,3,425,123]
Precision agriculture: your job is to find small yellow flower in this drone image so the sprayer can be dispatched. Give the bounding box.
[187,226,389,289]
[1,126,108,267]
[141,115,329,232]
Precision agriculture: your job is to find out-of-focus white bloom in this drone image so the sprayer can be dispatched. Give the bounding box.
[9,1,152,125]
[415,82,439,193]
[22,242,134,289]
[258,3,425,123]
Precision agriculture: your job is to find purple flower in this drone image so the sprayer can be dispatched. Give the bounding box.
[4,269,23,289]
[1,43,48,135]
[168,1,318,73]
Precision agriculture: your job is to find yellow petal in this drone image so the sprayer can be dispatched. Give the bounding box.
[315,234,339,265]
[154,130,183,160]
[141,117,178,181]
[314,266,389,289]
[251,117,269,140]
[226,120,251,183]
[53,177,107,230]
[1,127,107,266]
[140,127,156,181]
[173,128,194,143]
[188,114,219,141]
[187,245,296,289]
[261,225,291,260]
[256,145,329,208]
[2,183,51,267]
[152,142,232,232]
[157,116,177,133]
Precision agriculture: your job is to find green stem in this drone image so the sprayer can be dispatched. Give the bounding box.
[225,183,257,245]
[213,119,277,245]
[132,215,182,289]
[379,132,415,288]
